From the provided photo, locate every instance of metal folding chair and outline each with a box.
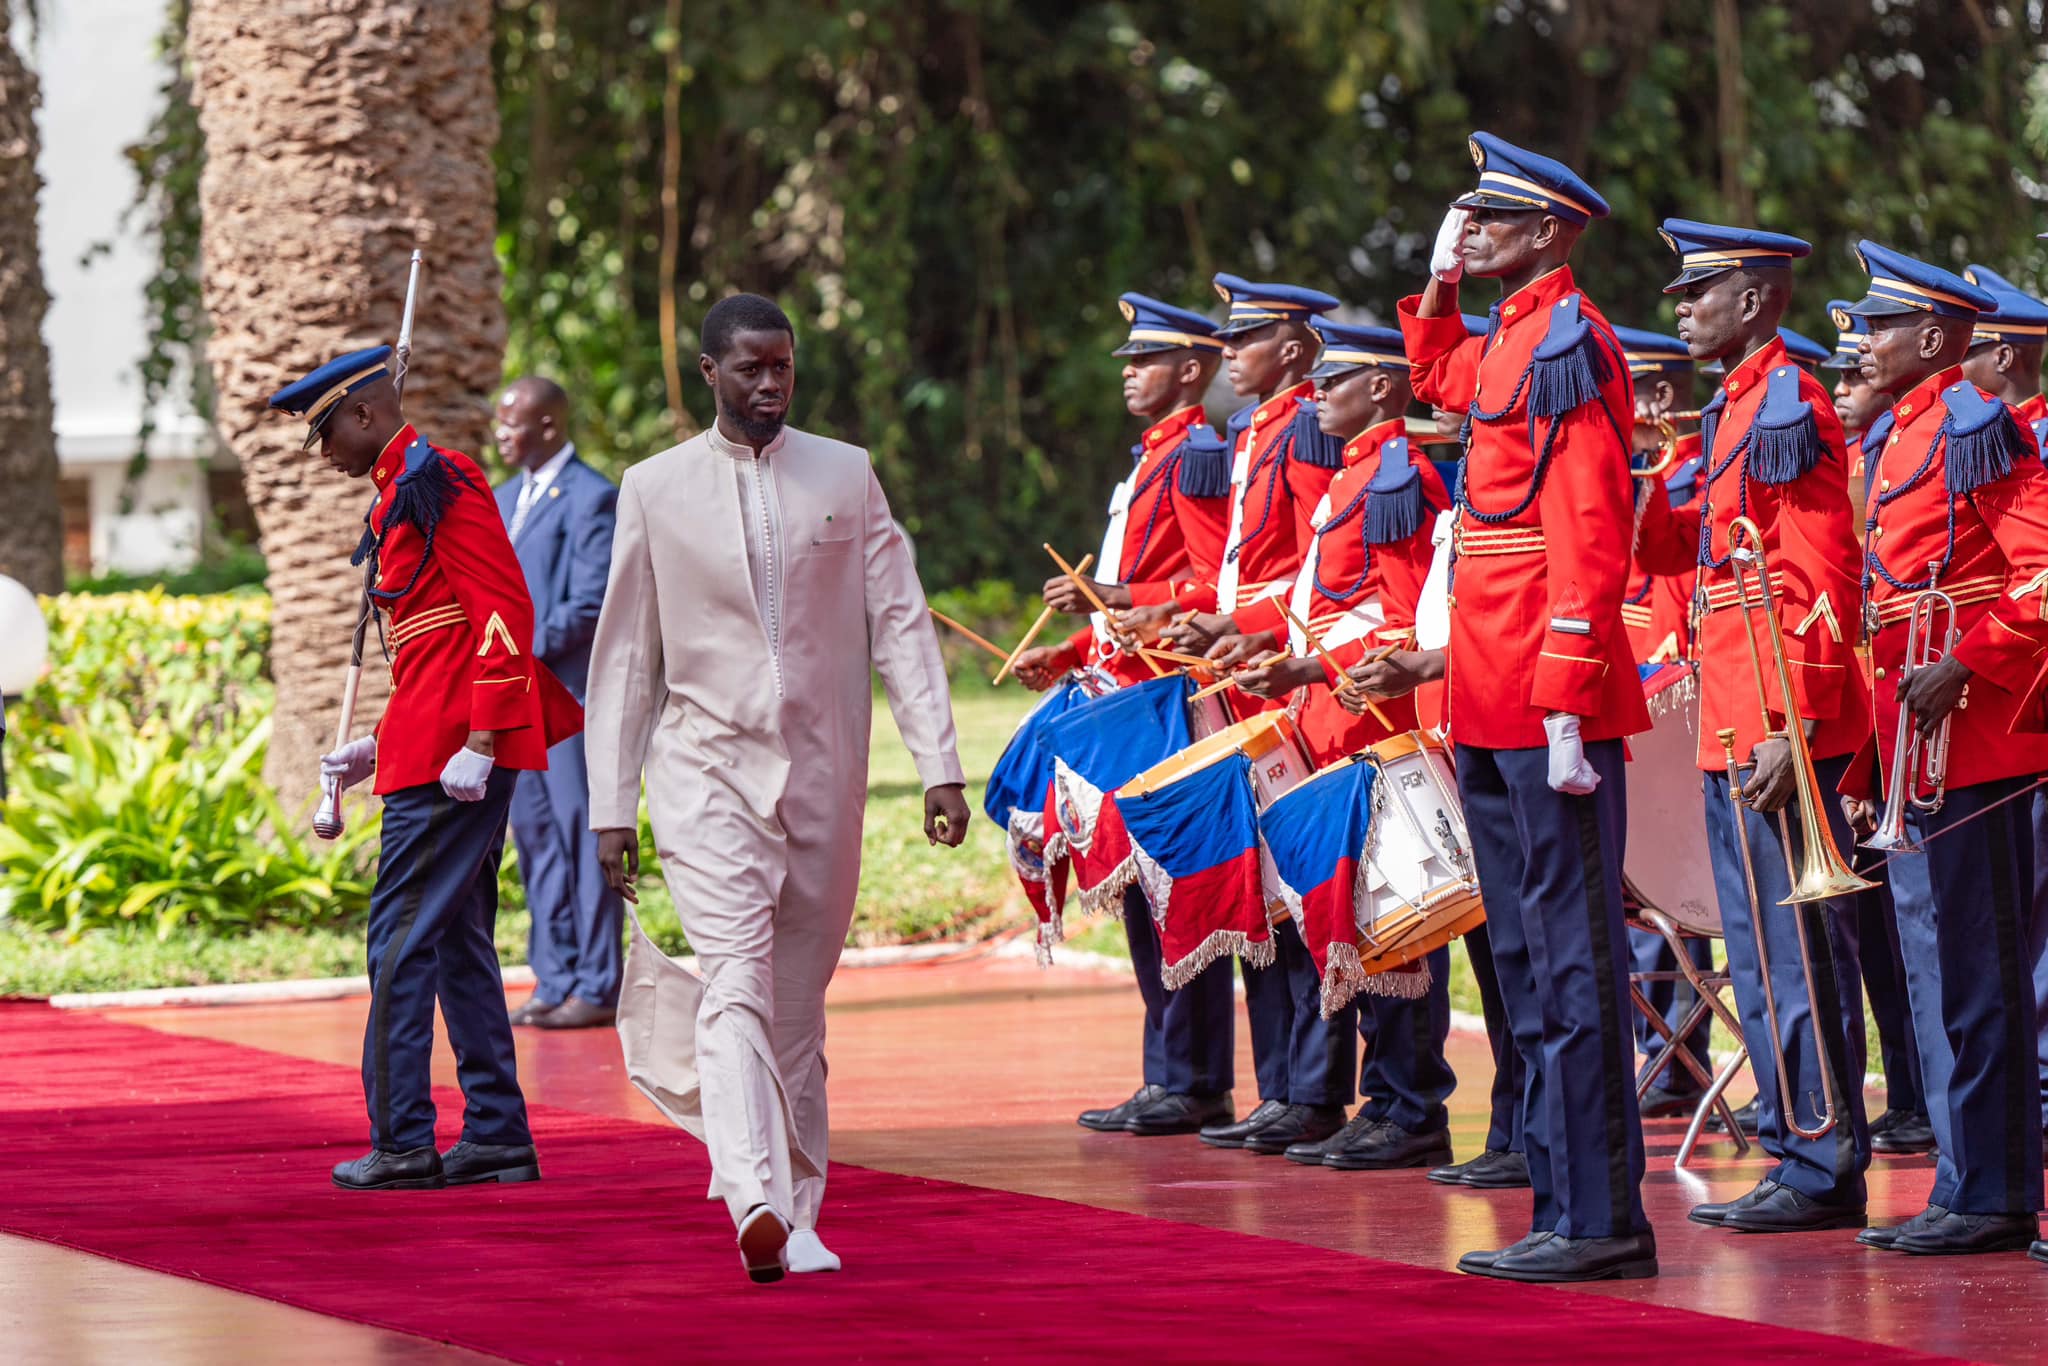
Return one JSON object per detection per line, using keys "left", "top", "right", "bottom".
{"left": 1625, "top": 887, "right": 1751, "bottom": 1165}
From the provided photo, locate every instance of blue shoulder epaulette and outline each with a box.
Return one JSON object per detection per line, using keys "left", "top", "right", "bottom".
{"left": 350, "top": 435, "right": 478, "bottom": 585}
{"left": 1174, "top": 422, "right": 1231, "bottom": 498}
{"left": 1224, "top": 401, "right": 1257, "bottom": 451}
{"left": 2030, "top": 414, "right": 2048, "bottom": 451}
{"left": 1526, "top": 294, "right": 1615, "bottom": 418}
{"left": 1939, "top": 382, "right": 2027, "bottom": 495}
{"left": 1746, "top": 364, "right": 1823, "bottom": 485}
{"left": 1860, "top": 411, "right": 1895, "bottom": 461}
{"left": 1667, "top": 454, "right": 1704, "bottom": 507}
{"left": 1285, "top": 397, "right": 1344, "bottom": 470}
{"left": 1364, "top": 437, "right": 1426, "bottom": 544}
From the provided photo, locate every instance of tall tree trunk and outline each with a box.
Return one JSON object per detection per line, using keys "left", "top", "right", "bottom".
{"left": 0, "top": 6, "right": 66, "bottom": 597}
{"left": 187, "top": 0, "right": 504, "bottom": 804}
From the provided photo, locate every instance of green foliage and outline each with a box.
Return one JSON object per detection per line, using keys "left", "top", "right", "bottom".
{"left": 925, "top": 577, "right": 1034, "bottom": 681}
{"left": 65, "top": 541, "right": 269, "bottom": 597}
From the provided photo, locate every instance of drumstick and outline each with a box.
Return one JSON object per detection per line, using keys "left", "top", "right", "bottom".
{"left": 928, "top": 607, "right": 1009, "bottom": 661}
{"left": 993, "top": 552, "right": 1093, "bottom": 684}
{"left": 1043, "top": 543, "right": 1164, "bottom": 678}
{"left": 1136, "top": 645, "right": 1215, "bottom": 669}
{"left": 1188, "top": 652, "right": 1288, "bottom": 701}
{"left": 1281, "top": 602, "right": 1392, "bottom": 728}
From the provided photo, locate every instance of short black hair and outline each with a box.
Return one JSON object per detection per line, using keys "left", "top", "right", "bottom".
{"left": 701, "top": 293, "right": 795, "bottom": 360}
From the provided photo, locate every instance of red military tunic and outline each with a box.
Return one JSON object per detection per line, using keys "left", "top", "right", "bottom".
{"left": 366, "top": 424, "right": 583, "bottom": 794}
{"left": 1181, "top": 381, "right": 1341, "bottom": 615}
{"left": 1858, "top": 369, "right": 2048, "bottom": 794}
{"left": 1234, "top": 419, "right": 1448, "bottom": 764}
{"left": 1400, "top": 267, "right": 1649, "bottom": 749}
{"left": 1635, "top": 338, "right": 1869, "bottom": 770}
{"left": 2017, "top": 391, "right": 2048, "bottom": 447}
{"left": 1623, "top": 436, "right": 1700, "bottom": 664}
{"left": 1053, "top": 405, "right": 1230, "bottom": 685}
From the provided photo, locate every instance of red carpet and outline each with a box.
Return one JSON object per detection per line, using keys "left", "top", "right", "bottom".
{"left": 0, "top": 1005, "right": 1970, "bottom": 1364}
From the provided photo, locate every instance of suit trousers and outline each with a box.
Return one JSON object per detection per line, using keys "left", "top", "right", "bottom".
{"left": 1702, "top": 754, "right": 1870, "bottom": 1204}
{"left": 2029, "top": 788, "right": 2048, "bottom": 1127}
{"left": 1121, "top": 884, "right": 1234, "bottom": 1095}
{"left": 1461, "top": 918, "right": 1524, "bottom": 1154}
{"left": 1357, "top": 945, "right": 1456, "bottom": 1134}
{"left": 1456, "top": 739, "right": 1649, "bottom": 1240}
{"left": 363, "top": 771, "right": 530, "bottom": 1152}
{"left": 1855, "top": 878, "right": 1925, "bottom": 1117}
{"left": 1242, "top": 917, "right": 1357, "bottom": 1107}
{"left": 1888, "top": 775, "right": 2044, "bottom": 1215}
{"left": 510, "top": 732, "right": 625, "bottom": 1006}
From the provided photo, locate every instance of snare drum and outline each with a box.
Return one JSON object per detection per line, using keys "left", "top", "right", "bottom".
{"left": 1624, "top": 663, "right": 1720, "bottom": 937}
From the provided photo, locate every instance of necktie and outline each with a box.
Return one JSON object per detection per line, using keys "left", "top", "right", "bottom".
{"left": 510, "top": 476, "right": 541, "bottom": 539}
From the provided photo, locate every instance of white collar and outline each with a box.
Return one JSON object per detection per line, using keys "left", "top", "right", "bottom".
{"left": 522, "top": 441, "right": 577, "bottom": 490}
{"left": 706, "top": 422, "right": 787, "bottom": 462}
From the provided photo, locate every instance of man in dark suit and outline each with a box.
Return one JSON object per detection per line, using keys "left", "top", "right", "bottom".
{"left": 493, "top": 377, "right": 624, "bottom": 1029}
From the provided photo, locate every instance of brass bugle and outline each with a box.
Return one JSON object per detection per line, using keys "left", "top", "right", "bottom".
{"left": 1403, "top": 416, "right": 1463, "bottom": 447}
{"left": 1864, "top": 560, "right": 1959, "bottom": 852}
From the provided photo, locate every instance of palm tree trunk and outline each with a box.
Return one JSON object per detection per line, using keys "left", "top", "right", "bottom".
{"left": 0, "top": 5, "right": 66, "bottom": 596}
{"left": 187, "top": 0, "right": 505, "bottom": 804}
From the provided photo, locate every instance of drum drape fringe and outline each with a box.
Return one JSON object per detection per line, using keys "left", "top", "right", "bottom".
{"left": 1268, "top": 857, "right": 1434, "bottom": 1017}
{"left": 1135, "top": 845, "right": 1277, "bottom": 988}
{"left": 1006, "top": 807, "right": 1064, "bottom": 963}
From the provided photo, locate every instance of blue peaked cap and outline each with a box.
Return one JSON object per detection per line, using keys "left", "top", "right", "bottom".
{"left": 1211, "top": 273, "right": 1339, "bottom": 340}
{"left": 1614, "top": 326, "right": 1691, "bottom": 376}
{"left": 1658, "top": 218, "right": 1810, "bottom": 291}
{"left": 1822, "top": 299, "right": 1867, "bottom": 371}
{"left": 268, "top": 345, "right": 394, "bottom": 450}
{"left": 1852, "top": 240, "right": 1995, "bottom": 320}
{"left": 1454, "top": 131, "right": 1609, "bottom": 225}
{"left": 1307, "top": 318, "right": 1408, "bottom": 380}
{"left": 1113, "top": 292, "right": 1225, "bottom": 357}
{"left": 1961, "top": 265, "right": 2048, "bottom": 348}
{"left": 1779, "top": 327, "right": 1832, "bottom": 367}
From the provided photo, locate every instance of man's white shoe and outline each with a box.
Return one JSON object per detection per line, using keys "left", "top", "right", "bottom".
{"left": 737, "top": 1204, "right": 790, "bottom": 1284}
{"left": 785, "top": 1228, "right": 841, "bottom": 1273}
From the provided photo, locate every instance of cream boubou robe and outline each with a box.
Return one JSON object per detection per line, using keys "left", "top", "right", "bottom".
{"left": 585, "top": 422, "right": 963, "bottom": 1230}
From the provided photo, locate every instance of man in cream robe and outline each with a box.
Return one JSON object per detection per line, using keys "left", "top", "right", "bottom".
{"left": 585, "top": 294, "right": 968, "bottom": 1282}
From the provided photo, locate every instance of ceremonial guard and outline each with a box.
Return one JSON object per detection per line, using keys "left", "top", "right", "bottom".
{"left": 1639, "top": 220, "right": 1873, "bottom": 1232}
{"left": 1847, "top": 243, "right": 2048, "bottom": 1255}
{"left": 1212, "top": 319, "right": 1458, "bottom": 1170}
{"left": 1022, "top": 294, "right": 1238, "bottom": 1139}
{"left": 1399, "top": 133, "right": 1655, "bottom": 1282}
{"left": 1958, "top": 264, "right": 2048, "bottom": 1144}
{"left": 1822, "top": 301, "right": 1935, "bottom": 1156}
{"left": 275, "top": 346, "right": 582, "bottom": 1191}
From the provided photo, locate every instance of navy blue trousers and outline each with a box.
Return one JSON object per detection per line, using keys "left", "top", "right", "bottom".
{"left": 2029, "top": 789, "right": 2048, "bottom": 1128}
{"left": 1627, "top": 926, "right": 1713, "bottom": 1095}
{"left": 1702, "top": 754, "right": 1870, "bottom": 1203}
{"left": 1357, "top": 945, "right": 1456, "bottom": 1133}
{"left": 1456, "top": 740, "right": 1649, "bottom": 1239}
{"left": 1243, "top": 917, "right": 1356, "bottom": 1107}
{"left": 1461, "top": 918, "right": 1524, "bottom": 1154}
{"left": 509, "top": 733, "right": 623, "bottom": 1007}
{"left": 1888, "top": 775, "right": 2044, "bottom": 1214}
{"left": 1122, "top": 884, "right": 1234, "bottom": 1095}
{"left": 363, "top": 772, "right": 531, "bottom": 1152}
{"left": 1854, "top": 877, "right": 1925, "bottom": 1116}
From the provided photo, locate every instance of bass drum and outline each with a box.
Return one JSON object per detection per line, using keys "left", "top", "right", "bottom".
{"left": 1625, "top": 663, "right": 1721, "bottom": 937}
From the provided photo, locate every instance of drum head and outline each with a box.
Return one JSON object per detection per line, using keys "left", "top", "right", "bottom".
{"left": 1625, "top": 667, "right": 1722, "bottom": 938}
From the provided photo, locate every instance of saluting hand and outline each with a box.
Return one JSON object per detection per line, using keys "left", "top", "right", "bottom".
{"left": 596, "top": 828, "right": 640, "bottom": 904}
{"left": 925, "top": 784, "right": 971, "bottom": 848}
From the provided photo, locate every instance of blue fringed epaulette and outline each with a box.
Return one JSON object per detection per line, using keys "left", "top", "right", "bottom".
{"left": 2031, "top": 414, "right": 2048, "bottom": 451}
{"left": 1860, "top": 411, "right": 1894, "bottom": 461}
{"left": 1174, "top": 423, "right": 1231, "bottom": 498}
{"left": 1224, "top": 401, "right": 1257, "bottom": 451}
{"left": 380, "top": 436, "right": 477, "bottom": 540}
{"left": 1364, "top": 437, "right": 1426, "bottom": 544}
{"left": 1940, "top": 382, "right": 2027, "bottom": 496}
{"left": 1526, "top": 294, "right": 1614, "bottom": 418}
{"left": 1667, "top": 454, "right": 1704, "bottom": 508}
{"left": 1746, "top": 364, "right": 1823, "bottom": 485}
{"left": 1285, "top": 397, "right": 1344, "bottom": 470}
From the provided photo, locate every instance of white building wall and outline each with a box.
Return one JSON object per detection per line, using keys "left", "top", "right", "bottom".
{"left": 33, "top": 0, "right": 214, "bottom": 575}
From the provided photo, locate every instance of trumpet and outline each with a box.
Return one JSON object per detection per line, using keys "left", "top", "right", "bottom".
{"left": 1863, "top": 561, "right": 1960, "bottom": 853}
{"left": 1635, "top": 410, "right": 1705, "bottom": 479}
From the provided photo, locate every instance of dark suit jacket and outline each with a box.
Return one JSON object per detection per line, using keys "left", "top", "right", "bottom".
{"left": 495, "top": 452, "right": 619, "bottom": 703}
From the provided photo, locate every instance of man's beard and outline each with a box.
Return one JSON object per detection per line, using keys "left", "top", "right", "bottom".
{"left": 723, "top": 398, "right": 787, "bottom": 446}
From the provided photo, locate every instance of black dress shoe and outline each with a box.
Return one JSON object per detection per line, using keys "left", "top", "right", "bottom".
{"left": 1287, "top": 1114, "right": 1379, "bottom": 1166}
{"left": 332, "top": 1146, "right": 446, "bottom": 1191}
{"left": 440, "top": 1140, "right": 541, "bottom": 1185}
{"left": 1894, "top": 1209, "right": 2039, "bottom": 1256}
{"left": 1858, "top": 1204, "right": 1946, "bottom": 1250}
{"left": 1457, "top": 1230, "right": 1553, "bottom": 1273}
{"left": 1199, "top": 1098, "right": 1288, "bottom": 1149}
{"left": 1429, "top": 1149, "right": 1530, "bottom": 1189}
{"left": 1079, "top": 1084, "right": 1163, "bottom": 1132}
{"left": 2030, "top": 1239, "right": 2047, "bottom": 1264}
{"left": 1124, "top": 1089, "right": 1234, "bottom": 1136}
{"left": 1706, "top": 1096, "right": 1759, "bottom": 1136}
{"left": 1476, "top": 1232, "right": 1658, "bottom": 1283}
{"left": 1637, "top": 1085, "right": 1703, "bottom": 1119}
{"left": 1243, "top": 1104, "right": 1348, "bottom": 1155}
{"left": 1722, "top": 1182, "right": 1865, "bottom": 1233}
{"left": 1871, "top": 1112, "right": 1936, "bottom": 1155}
{"left": 1326, "top": 1120, "right": 1452, "bottom": 1171}
{"left": 508, "top": 997, "right": 560, "bottom": 1026}
{"left": 1689, "top": 1179, "right": 1773, "bottom": 1227}
{"left": 532, "top": 996, "right": 617, "bottom": 1029}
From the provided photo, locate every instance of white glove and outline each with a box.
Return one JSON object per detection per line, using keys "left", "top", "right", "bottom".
{"left": 320, "top": 736, "right": 377, "bottom": 793}
{"left": 1542, "top": 712, "right": 1601, "bottom": 795}
{"left": 1430, "top": 208, "right": 1468, "bottom": 283}
{"left": 440, "top": 745, "right": 495, "bottom": 802}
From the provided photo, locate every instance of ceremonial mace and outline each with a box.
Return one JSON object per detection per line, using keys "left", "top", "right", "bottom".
{"left": 313, "top": 249, "right": 424, "bottom": 840}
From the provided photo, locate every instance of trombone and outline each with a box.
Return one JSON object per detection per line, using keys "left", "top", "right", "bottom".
{"left": 1718, "top": 516, "right": 1874, "bottom": 1140}
{"left": 1863, "top": 561, "right": 1960, "bottom": 853}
